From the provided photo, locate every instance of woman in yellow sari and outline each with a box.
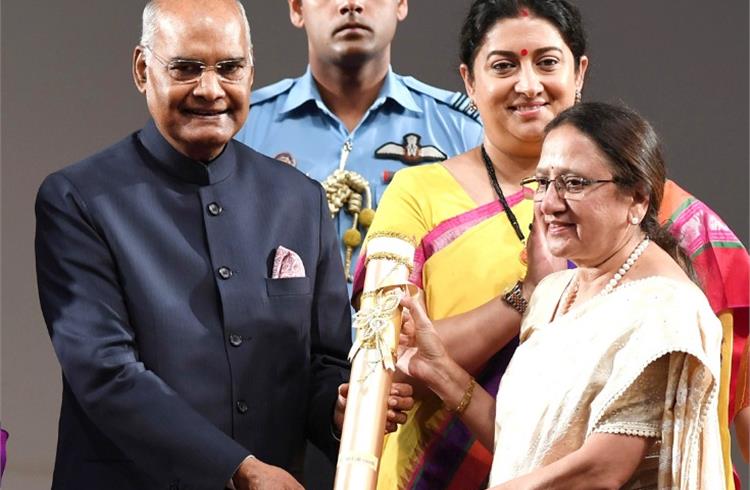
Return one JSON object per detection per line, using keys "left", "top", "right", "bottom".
{"left": 354, "top": 160, "right": 539, "bottom": 489}
{"left": 353, "top": 1, "right": 586, "bottom": 487}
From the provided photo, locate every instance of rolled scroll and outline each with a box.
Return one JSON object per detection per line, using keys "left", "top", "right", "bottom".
{"left": 334, "top": 234, "right": 416, "bottom": 490}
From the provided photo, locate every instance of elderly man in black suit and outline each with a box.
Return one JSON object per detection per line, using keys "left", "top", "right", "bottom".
{"left": 35, "top": 1, "right": 412, "bottom": 488}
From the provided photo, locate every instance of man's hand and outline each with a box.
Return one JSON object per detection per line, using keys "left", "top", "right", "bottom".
{"left": 232, "top": 456, "right": 303, "bottom": 490}
{"left": 333, "top": 382, "right": 414, "bottom": 434}
{"left": 385, "top": 382, "right": 414, "bottom": 432}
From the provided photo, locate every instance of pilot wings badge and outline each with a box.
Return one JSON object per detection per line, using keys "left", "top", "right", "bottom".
{"left": 374, "top": 133, "right": 447, "bottom": 165}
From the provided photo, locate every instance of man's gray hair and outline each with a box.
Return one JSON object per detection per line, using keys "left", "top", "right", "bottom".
{"left": 140, "top": 0, "right": 254, "bottom": 64}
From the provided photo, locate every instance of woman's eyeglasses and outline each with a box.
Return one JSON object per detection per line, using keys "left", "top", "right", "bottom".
{"left": 520, "top": 175, "right": 618, "bottom": 201}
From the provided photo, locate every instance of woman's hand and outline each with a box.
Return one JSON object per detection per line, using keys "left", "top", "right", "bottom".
{"left": 397, "top": 293, "right": 498, "bottom": 450}
{"left": 396, "top": 293, "right": 450, "bottom": 387}
{"left": 523, "top": 215, "right": 567, "bottom": 294}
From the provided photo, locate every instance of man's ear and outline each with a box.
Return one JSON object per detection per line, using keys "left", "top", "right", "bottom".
{"left": 397, "top": 0, "right": 408, "bottom": 21}
{"left": 133, "top": 46, "right": 148, "bottom": 94}
{"left": 246, "top": 64, "right": 255, "bottom": 92}
{"left": 288, "top": 0, "right": 304, "bottom": 29}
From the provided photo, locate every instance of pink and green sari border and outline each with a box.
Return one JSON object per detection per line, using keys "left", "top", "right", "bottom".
{"left": 410, "top": 190, "right": 525, "bottom": 289}
{"left": 352, "top": 189, "right": 525, "bottom": 298}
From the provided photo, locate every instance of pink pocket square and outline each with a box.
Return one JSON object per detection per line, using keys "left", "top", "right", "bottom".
{"left": 272, "top": 246, "right": 306, "bottom": 279}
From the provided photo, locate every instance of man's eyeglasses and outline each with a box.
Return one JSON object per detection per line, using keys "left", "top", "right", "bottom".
{"left": 520, "top": 175, "right": 618, "bottom": 201}
{"left": 142, "top": 46, "right": 251, "bottom": 84}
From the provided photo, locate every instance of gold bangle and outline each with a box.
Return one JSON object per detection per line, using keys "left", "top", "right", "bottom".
{"left": 365, "top": 252, "right": 413, "bottom": 273}
{"left": 447, "top": 376, "right": 476, "bottom": 415}
{"left": 366, "top": 231, "right": 418, "bottom": 247}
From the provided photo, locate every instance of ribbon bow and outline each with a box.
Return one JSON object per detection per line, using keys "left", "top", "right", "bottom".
{"left": 349, "top": 291, "right": 402, "bottom": 371}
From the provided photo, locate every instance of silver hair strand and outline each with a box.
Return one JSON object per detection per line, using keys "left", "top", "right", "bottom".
{"left": 140, "top": 0, "right": 254, "bottom": 65}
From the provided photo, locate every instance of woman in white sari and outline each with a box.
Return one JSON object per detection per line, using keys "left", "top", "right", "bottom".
{"left": 398, "top": 102, "right": 725, "bottom": 489}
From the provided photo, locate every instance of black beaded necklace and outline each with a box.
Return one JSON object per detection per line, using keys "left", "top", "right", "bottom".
{"left": 480, "top": 144, "right": 526, "bottom": 243}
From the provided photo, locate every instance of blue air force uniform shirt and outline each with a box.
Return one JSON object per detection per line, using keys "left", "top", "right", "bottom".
{"left": 235, "top": 67, "right": 483, "bottom": 278}
{"left": 35, "top": 119, "right": 352, "bottom": 490}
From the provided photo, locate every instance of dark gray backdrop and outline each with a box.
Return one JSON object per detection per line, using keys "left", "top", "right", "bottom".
{"left": 2, "top": 1, "right": 747, "bottom": 488}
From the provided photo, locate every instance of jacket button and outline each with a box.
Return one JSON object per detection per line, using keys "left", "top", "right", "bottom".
{"left": 229, "top": 333, "right": 243, "bottom": 347}
{"left": 207, "top": 202, "right": 223, "bottom": 216}
{"left": 236, "top": 400, "right": 249, "bottom": 414}
{"left": 218, "top": 266, "right": 233, "bottom": 280}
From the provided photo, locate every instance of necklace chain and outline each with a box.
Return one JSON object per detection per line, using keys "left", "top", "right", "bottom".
{"left": 480, "top": 145, "right": 525, "bottom": 243}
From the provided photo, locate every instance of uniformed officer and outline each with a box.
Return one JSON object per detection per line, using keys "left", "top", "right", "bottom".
{"left": 235, "top": 0, "right": 483, "bottom": 280}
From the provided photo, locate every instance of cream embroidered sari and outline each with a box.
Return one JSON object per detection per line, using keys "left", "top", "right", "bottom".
{"left": 489, "top": 271, "right": 726, "bottom": 489}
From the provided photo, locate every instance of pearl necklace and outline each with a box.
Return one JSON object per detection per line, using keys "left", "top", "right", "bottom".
{"left": 603, "top": 236, "right": 650, "bottom": 294}
{"left": 561, "top": 236, "right": 649, "bottom": 314}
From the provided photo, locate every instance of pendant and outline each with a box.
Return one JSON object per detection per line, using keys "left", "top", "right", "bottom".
{"left": 519, "top": 246, "right": 528, "bottom": 266}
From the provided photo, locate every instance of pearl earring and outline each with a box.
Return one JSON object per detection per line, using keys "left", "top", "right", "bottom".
{"left": 630, "top": 216, "right": 640, "bottom": 225}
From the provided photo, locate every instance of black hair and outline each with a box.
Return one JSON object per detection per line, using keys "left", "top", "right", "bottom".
{"left": 460, "top": 0, "right": 587, "bottom": 73}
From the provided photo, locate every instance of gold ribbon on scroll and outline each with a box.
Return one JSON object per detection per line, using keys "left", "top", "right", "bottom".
{"left": 349, "top": 291, "right": 401, "bottom": 372}
{"left": 333, "top": 234, "right": 416, "bottom": 490}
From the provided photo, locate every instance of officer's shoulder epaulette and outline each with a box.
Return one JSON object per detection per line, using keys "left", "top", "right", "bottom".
{"left": 250, "top": 78, "right": 296, "bottom": 107}
{"left": 400, "top": 76, "right": 480, "bottom": 121}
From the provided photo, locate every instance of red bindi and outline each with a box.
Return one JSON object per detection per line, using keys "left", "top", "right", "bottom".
{"left": 520, "top": 8, "right": 529, "bottom": 17}
{"left": 520, "top": 48, "right": 529, "bottom": 57}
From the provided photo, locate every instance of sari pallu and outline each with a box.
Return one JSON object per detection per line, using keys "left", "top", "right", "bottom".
{"left": 352, "top": 164, "right": 533, "bottom": 490}
{"left": 660, "top": 180, "right": 749, "bottom": 488}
